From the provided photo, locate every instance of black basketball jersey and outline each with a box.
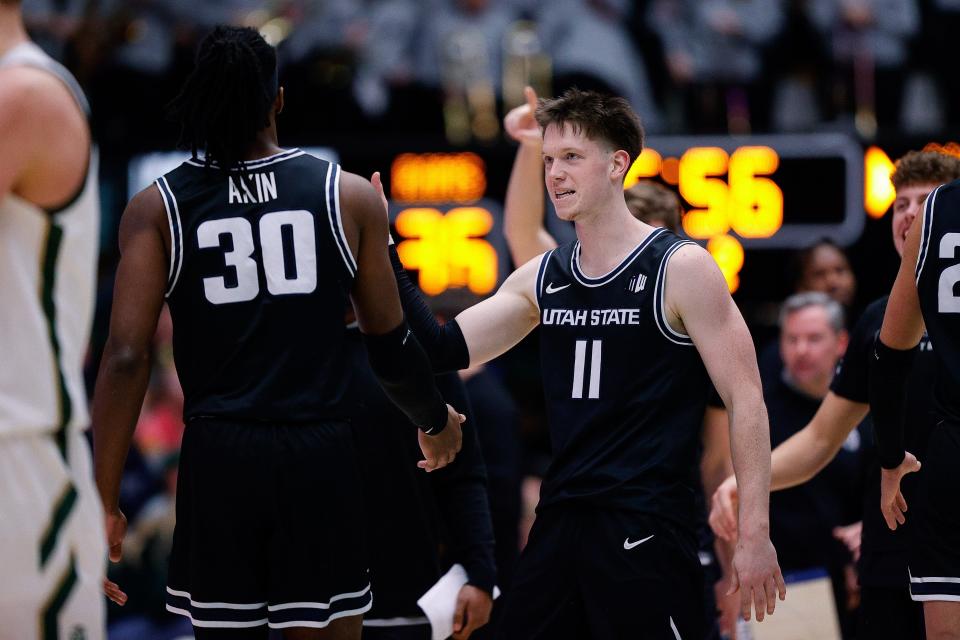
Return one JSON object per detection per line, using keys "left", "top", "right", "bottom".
{"left": 916, "top": 181, "right": 960, "bottom": 423}
{"left": 534, "top": 228, "right": 711, "bottom": 530}
{"left": 157, "top": 149, "right": 356, "bottom": 422}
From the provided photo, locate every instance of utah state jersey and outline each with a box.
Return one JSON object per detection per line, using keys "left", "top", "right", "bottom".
{"left": 157, "top": 149, "right": 356, "bottom": 422}
{"left": 916, "top": 181, "right": 960, "bottom": 422}
{"left": 534, "top": 227, "right": 711, "bottom": 531}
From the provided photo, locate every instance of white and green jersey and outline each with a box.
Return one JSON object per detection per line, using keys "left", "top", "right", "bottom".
{"left": 0, "top": 42, "right": 99, "bottom": 441}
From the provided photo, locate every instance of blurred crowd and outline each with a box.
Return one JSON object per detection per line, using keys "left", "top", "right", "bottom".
{"left": 21, "top": 1, "right": 959, "bottom": 638}
{"left": 21, "top": 0, "right": 960, "bottom": 150}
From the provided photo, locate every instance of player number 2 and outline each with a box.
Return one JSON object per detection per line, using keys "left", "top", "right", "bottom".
{"left": 572, "top": 340, "right": 602, "bottom": 399}
{"left": 197, "top": 210, "right": 317, "bottom": 305}
{"left": 939, "top": 232, "right": 960, "bottom": 313}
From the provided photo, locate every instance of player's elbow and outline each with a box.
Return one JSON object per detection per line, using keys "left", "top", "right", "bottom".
{"left": 101, "top": 340, "right": 150, "bottom": 376}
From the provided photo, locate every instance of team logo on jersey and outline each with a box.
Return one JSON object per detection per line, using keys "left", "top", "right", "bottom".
{"left": 626, "top": 273, "right": 647, "bottom": 293}
{"left": 69, "top": 626, "right": 87, "bottom": 640}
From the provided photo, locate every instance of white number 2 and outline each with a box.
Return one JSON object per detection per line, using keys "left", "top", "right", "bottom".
{"left": 939, "top": 232, "right": 960, "bottom": 313}
{"left": 197, "top": 210, "right": 317, "bottom": 305}
{"left": 572, "top": 339, "right": 602, "bottom": 399}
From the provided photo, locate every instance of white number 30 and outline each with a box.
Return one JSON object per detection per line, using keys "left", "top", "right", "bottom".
{"left": 197, "top": 210, "right": 317, "bottom": 305}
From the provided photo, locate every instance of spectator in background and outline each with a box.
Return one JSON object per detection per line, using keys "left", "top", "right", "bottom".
{"left": 759, "top": 238, "right": 858, "bottom": 380}
{"left": 647, "top": 0, "right": 784, "bottom": 132}
{"left": 805, "top": 0, "right": 919, "bottom": 133}
{"left": 793, "top": 238, "right": 858, "bottom": 311}
{"left": 535, "top": 0, "right": 661, "bottom": 132}
{"left": 415, "top": 0, "right": 516, "bottom": 92}
{"left": 19, "top": 0, "right": 84, "bottom": 60}
{"left": 765, "top": 293, "right": 868, "bottom": 637}
{"left": 352, "top": 0, "right": 419, "bottom": 120}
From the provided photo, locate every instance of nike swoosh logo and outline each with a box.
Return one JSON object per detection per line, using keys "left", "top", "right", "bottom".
{"left": 545, "top": 282, "right": 570, "bottom": 294}
{"left": 623, "top": 534, "right": 655, "bottom": 550}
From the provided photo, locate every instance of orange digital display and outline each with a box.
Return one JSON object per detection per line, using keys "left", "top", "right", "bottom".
{"left": 391, "top": 152, "right": 486, "bottom": 203}
{"left": 395, "top": 206, "right": 498, "bottom": 295}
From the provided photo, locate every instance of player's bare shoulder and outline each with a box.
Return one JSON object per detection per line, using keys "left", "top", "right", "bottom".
{"left": 0, "top": 65, "right": 88, "bottom": 204}
{"left": 336, "top": 169, "right": 386, "bottom": 250}
{"left": 119, "top": 184, "right": 170, "bottom": 251}
{"left": 662, "top": 242, "right": 729, "bottom": 332}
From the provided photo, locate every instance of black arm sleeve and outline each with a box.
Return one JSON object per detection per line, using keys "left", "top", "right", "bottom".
{"left": 362, "top": 321, "right": 449, "bottom": 434}
{"left": 868, "top": 337, "right": 918, "bottom": 469}
{"left": 430, "top": 374, "right": 497, "bottom": 594}
{"left": 389, "top": 245, "right": 470, "bottom": 372}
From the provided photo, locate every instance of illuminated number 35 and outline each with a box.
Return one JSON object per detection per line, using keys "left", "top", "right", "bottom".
{"left": 395, "top": 207, "right": 498, "bottom": 296}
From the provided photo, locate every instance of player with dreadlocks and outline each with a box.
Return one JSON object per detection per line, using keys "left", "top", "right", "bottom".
{"left": 92, "top": 25, "right": 464, "bottom": 640}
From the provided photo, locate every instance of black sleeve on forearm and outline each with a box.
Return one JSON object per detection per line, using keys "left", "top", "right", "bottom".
{"left": 362, "top": 320, "right": 449, "bottom": 434}
{"left": 868, "top": 337, "right": 918, "bottom": 469}
{"left": 389, "top": 245, "right": 470, "bottom": 373}
{"left": 430, "top": 375, "right": 497, "bottom": 594}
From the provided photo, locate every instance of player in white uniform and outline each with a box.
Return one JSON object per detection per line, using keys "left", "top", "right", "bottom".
{"left": 0, "top": 1, "right": 105, "bottom": 638}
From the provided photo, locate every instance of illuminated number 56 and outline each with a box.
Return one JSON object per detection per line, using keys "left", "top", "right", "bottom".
{"left": 680, "top": 146, "right": 783, "bottom": 240}
{"left": 572, "top": 340, "right": 602, "bottom": 399}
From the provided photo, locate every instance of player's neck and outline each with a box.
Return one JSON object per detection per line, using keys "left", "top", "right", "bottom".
{"left": 0, "top": 10, "right": 29, "bottom": 57}
{"left": 574, "top": 204, "right": 655, "bottom": 277}
{"left": 241, "top": 130, "right": 283, "bottom": 162}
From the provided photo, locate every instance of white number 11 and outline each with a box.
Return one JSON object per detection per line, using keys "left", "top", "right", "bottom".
{"left": 572, "top": 340, "right": 602, "bottom": 399}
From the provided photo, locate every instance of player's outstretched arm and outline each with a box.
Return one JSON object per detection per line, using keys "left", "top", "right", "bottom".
{"left": 369, "top": 171, "right": 541, "bottom": 370}
{"left": 871, "top": 201, "right": 927, "bottom": 529}
{"left": 664, "top": 244, "right": 786, "bottom": 622}
{"left": 710, "top": 392, "right": 868, "bottom": 541}
{"left": 341, "top": 171, "right": 463, "bottom": 471}
{"left": 91, "top": 186, "right": 169, "bottom": 603}
{"left": 503, "top": 86, "right": 557, "bottom": 265}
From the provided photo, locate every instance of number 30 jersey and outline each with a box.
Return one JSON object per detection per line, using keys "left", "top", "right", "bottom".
{"left": 535, "top": 228, "right": 711, "bottom": 531}
{"left": 157, "top": 150, "right": 356, "bottom": 422}
{"left": 915, "top": 180, "right": 960, "bottom": 423}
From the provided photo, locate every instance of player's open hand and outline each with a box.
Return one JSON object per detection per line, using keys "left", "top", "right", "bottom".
{"left": 709, "top": 475, "right": 739, "bottom": 542}
{"left": 880, "top": 451, "right": 921, "bottom": 530}
{"left": 103, "top": 508, "right": 128, "bottom": 605}
{"left": 503, "top": 86, "right": 541, "bottom": 145}
{"left": 452, "top": 584, "right": 493, "bottom": 639}
{"left": 417, "top": 404, "right": 464, "bottom": 472}
{"left": 729, "top": 535, "right": 786, "bottom": 622}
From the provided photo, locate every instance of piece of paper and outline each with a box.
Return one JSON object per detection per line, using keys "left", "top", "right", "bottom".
{"left": 416, "top": 564, "right": 500, "bottom": 640}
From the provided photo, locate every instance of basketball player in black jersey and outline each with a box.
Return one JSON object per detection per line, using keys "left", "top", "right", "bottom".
{"left": 711, "top": 150, "right": 960, "bottom": 639}
{"left": 381, "top": 89, "right": 785, "bottom": 638}
{"left": 499, "top": 85, "right": 733, "bottom": 638}
{"left": 872, "top": 174, "right": 960, "bottom": 638}
{"left": 91, "top": 26, "right": 463, "bottom": 640}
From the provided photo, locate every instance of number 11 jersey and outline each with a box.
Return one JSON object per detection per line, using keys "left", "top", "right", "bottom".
{"left": 535, "top": 228, "right": 711, "bottom": 531}
{"left": 158, "top": 149, "right": 355, "bottom": 423}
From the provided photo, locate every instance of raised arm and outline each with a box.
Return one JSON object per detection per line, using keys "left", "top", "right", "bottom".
{"left": 664, "top": 244, "right": 785, "bottom": 622}
{"left": 339, "top": 171, "right": 463, "bottom": 471}
{"left": 503, "top": 86, "right": 557, "bottom": 265}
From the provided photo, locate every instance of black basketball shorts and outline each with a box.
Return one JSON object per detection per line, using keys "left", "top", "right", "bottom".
{"left": 165, "top": 418, "right": 372, "bottom": 630}
{"left": 907, "top": 421, "right": 960, "bottom": 602}
{"left": 496, "top": 505, "right": 705, "bottom": 640}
